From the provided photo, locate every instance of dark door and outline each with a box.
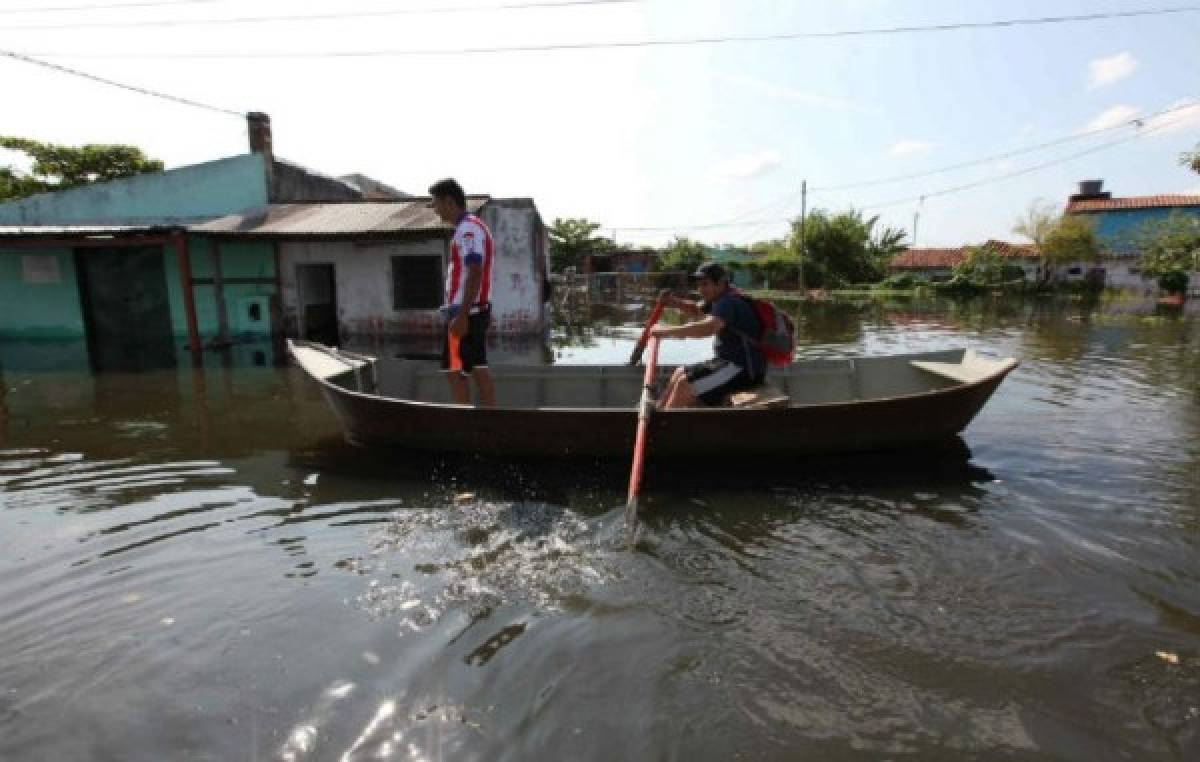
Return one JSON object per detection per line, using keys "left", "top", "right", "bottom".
{"left": 297, "top": 263, "right": 339, "bottom": 346}
{"left": 76, "top": 246, "right": 177, "bottom": 371}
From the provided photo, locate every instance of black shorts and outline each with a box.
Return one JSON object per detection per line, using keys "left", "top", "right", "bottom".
{"left": 440, "top": 309, "right": 490, "bottom": 375}
{"left": 684, "top": 358, "right": 762, "bottom": 406}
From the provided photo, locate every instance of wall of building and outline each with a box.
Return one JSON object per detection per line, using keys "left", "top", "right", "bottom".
{"left": 171, "top": 237, "right": 279, "bottom": 340}
{"left": 480, "top": 202, "right": 546, "bottom": 334}
{"left": 0, "top": 247, "right": 86, "bottom": 339}
{"left": 1074, "top": 207, "right": 1200, "bottom": 254}
{"left": 279, "top": 238, "right": 447, "bottom": 339}
{"left": 0, "top": 154, "right": 269, "bottom": 226}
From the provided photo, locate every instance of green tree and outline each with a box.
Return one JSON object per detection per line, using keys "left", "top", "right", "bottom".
{"left": 0, "top": 137, "right": 164, "bottom": 201}
{"left": 1182, "top": 144, "right": 1200, "bottom": 174}
{"left": 1013, "top": 202, "right": 1101, "bottom": 285}
{"left": 1133, "top": 212, "right": 1200, "bottom": 294}
{"left": 547, "top": 217, "right": 610, "bottom": 272}
{"left": 1041, "top": 215, "right": 1102, "bottom": 278}
{"left": 656, "top": 235, "right": 708, "bottom": 275}
{"left": 791, "top": 208, "right": 905, "bottom": 287}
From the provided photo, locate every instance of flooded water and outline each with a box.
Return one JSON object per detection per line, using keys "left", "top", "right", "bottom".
{"left": 1, "top": 295, "right": 1198, "bottom": 761}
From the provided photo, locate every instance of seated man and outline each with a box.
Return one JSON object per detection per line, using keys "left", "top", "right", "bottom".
{"left": 651, "top": 262, "right": 766, "bottom": 409}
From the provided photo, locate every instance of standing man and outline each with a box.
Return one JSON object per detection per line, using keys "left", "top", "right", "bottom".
{"left": 650, "top": 262, "right": 765, "bottom": 408}
{"left": 429, "top": 178, "right": 496, "bottom": 407}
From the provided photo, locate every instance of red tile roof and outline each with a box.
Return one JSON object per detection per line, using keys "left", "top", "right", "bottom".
{"left": 890, "top": 240, "right": 1039, "bottom": 270}
{"left": 1066, "top": 195, "right": 1200, "bottom": 213}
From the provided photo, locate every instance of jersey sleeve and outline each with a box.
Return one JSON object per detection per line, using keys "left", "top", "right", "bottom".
{"left": 460, "top": 221, "right": 485, "bottom": 266}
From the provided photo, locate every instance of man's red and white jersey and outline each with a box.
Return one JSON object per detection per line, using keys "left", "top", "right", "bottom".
{"left": 444, "top": 213, "right": 494, "bottom": 313}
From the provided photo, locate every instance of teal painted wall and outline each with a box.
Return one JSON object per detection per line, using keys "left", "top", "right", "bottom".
{"left": 170, "top": 237, "right": 278, "bottom": 340}
{"left": 0, "top": 154, "right": 268, "bottom": 226}
{"left": 1073, "top": 207, "right": 1200, "bottom": 254}
{"left": 2, "top": 236, "right": 277, "bottom": 344}
{"left": 0, "top": 248, "right": 86, "bottom": 339}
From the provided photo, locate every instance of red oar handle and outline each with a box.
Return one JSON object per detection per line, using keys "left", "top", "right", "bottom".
{"left": 628, "top": 296, "right": 667, "bottom": 366}
{"left": 625, "top": 335, "right": 661, "bottom": 521}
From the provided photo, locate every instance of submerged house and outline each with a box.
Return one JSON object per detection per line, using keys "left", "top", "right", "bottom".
{"left": 1064, "top": 180, "right": 1200, "bottom": 290}
{"left": 0, "top": 113, "right": 549, "bottom": 370}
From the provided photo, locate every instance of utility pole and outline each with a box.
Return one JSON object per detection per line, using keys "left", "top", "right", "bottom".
{"left": 912, "top": 195, "right": 925, "bottom": 247}
{"left": 798, "top": 179, "right": 807, "bottom": 294}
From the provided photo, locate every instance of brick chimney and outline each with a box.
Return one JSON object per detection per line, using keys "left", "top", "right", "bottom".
{"left": 247, "top": 112, "right": 275, "bottom": 198}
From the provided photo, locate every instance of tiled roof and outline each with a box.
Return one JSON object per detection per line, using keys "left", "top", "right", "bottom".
{"left": 1066, "top": 195, "right": 1200, "bottom": 213}
{"left": 890, "top": 240, "right": 1039, "bottom": 269}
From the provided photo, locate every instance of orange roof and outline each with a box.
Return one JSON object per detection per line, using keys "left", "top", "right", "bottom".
{"left": 1066, "top": 195, "right": 1200, "bottom": 213}
{"left": 890, "top": 240, "right": 1038, "bottom": 269}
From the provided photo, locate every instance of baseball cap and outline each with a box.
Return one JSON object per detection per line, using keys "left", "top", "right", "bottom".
{"left": 691, "top": 261, "right": 727, "bottom": 282}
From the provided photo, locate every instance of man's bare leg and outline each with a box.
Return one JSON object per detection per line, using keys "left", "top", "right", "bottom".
{"left": 472, "top": 367, "right": 496, "bottom": 408}
{"left": 446, "top": 372, "right": 471, "bottom": 404}
{"left": 659, "top": 368, "right": 699, "bottom": 409}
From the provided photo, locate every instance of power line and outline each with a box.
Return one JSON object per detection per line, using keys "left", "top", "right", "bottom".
{"left": 0, "top": 48, "right": 244, "bottom": 117}
{"left": 856, "top": 118, "right": 1188, "bottom": 212}
{"left": 609, "top": 98, "right": 1198, "bottom": 233}
{"left": 0, "top": 0, "right": 221, "bottom": 14}
{"left": 2, "top": 0, "right": 640, "bottom": 31}
{"left": 17, "top": 5, "right": 1200, "bottom": 58}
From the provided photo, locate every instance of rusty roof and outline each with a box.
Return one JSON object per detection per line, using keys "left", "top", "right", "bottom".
{"left": 191, "top": 197, "right": 489, "bottom": 238}
{"left": 890, "top": 240, "right": 1039, "bottom": 269}
{"left": 1066, "top": 195, "right": 1200, "bottom": 213}
{"left": 0, "top": 224, "right": 179, "bottom": 238}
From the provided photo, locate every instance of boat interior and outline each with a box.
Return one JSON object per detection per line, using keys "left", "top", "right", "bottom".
{"left": 290, "top": 342, "right": 1015, "bottom": 410}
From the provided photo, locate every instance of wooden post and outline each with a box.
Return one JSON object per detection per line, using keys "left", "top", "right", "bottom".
{"left": 212, "top": 239, "right": 230, "bottom": 344}
{"left": 172, "top": 230, "right": 202, "bottom": 363}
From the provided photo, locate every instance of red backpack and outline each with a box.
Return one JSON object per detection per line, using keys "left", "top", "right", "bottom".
{"left": 732, "top": 290, "right": 797, "bottom": 368}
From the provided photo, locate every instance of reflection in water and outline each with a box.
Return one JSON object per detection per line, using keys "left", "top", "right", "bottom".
{"left": 0, "top": 294, "right": 1197, "bottom": 760}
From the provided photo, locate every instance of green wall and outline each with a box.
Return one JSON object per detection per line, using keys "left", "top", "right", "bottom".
{"left": 0, "top": 248, "right": 86, "bottom": 339}
{"left": 1, "top": 236, "right": 278, "bottom": 344}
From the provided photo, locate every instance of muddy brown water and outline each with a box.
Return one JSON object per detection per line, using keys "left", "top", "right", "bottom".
{"left": 1, "top": 296, "right": 1198, "bottom": 760}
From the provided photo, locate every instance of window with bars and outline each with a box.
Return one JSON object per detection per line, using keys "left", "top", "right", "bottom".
{"left": 392, "top": 256, "right": 443, "bottom": 309}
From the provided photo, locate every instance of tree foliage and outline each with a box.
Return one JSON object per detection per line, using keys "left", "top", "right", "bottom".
{"left": 655, "top": 235, "right": 708, "bottom": 275}
{"left": 0, "top": 137, "right": 164, "bottom": 202}
{"left": 1182, "top": 143, "right": 1200, "bottom": 175}
{"left": 547, "top": 217, "right": 614, "bottom": 272}
{"left": 1133, "top": 212, "right": 1200, "bottom": 293}
{"left": 790, "top": 208, "right": 908, "bottom": 288}
{"left": 1013, "top": 201, "right": 1101, "bottom": 284}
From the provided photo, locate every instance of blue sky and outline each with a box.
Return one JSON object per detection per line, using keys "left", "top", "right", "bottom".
{"left": 2, "top": 0, "right": 1198, "bottom": 247}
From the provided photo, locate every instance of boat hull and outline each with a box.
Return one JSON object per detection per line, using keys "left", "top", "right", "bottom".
{"left": 304, "top": 356, "right": 1014, "bottom": 458}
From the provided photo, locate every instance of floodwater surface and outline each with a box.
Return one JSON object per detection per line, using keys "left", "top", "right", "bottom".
{"left": 1, "top": 296, "right": 1198, "bottom": 760}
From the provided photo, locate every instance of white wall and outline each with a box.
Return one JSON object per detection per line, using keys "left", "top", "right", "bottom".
{"left": 279, "top": 209, "right": 547, "bottom": 340}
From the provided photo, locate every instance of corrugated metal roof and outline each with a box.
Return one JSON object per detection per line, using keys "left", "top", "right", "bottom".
{"left": 0, "top": 224, "right": 177, "bottom": 237}
{"left": 1067, "top": 195, "right": 1200, "bottom": 213}
{"left": 191, "top": 197, "right": 489, "bottom": 237}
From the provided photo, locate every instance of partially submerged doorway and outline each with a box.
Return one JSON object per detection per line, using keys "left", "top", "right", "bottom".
{"left": 296, "top": 263, "right": 339, "bottom": 346}
{"left": 75, "top": 246, "right": 176, "bottom": 371}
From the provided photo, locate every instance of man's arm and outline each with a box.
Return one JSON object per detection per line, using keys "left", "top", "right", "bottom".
{"left": 662, "top": 293, "right": 705, "bottom": 318}
{"left": 652, "top": 315, "right": 724, "bottom": 339}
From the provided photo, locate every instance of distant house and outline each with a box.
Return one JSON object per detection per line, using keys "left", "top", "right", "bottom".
{"left": 1064, "top": 179, "right": 1200, "bottom": 290}
{"left": 582, "top": 247, "right": 659, "bottom": 274}
{"left": 0, "top": 113, "right": 549, "bottom": 370}
{"left": 889, "top": 240, "right": 1039, "bottom": 281}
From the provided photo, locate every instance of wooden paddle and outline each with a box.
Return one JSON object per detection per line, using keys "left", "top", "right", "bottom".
{"left": 625, "top": 335, "right": 661, "bottom": 528}
{"left": 628, "top": 293, "right": 668, "bottom": 366}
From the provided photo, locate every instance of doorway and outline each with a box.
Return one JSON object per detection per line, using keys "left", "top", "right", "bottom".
{"left": 75, "top": 246, "right": 177, "bottom": 371}
{"left": 296, "top": 263, "right": 339, "bottom": 346}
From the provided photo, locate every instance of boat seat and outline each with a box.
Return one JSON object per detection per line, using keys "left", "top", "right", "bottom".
{"left": 910, "top": 350, "right": 1017, "bottom": 384}
{"left": 729, "top": 383, "right": 789, "bottom": 409}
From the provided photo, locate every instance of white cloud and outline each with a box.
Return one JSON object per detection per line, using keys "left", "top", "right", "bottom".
{"left": 1144, "top": 99, "right": 1200, "bottom": 135}
{"left": 993, "top": 159, "right": 1016, "bottom": 175}
{"left": 710, "top": 150, "right": 783, "bottom": 179}
{"left": 889, "top": 140, "right": 932, "bottom": 157}
{"left": 0, "top": 147, "right": 33, "bottom": 174}
{"left": 1087, "top": 52, "right": 1137, "bottom": 89}
{"left": 716, "top": 73, "right": 869, "bottom": 113}
{"left": 1086, "top": 104, "right": 1140, "bottom": 132}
